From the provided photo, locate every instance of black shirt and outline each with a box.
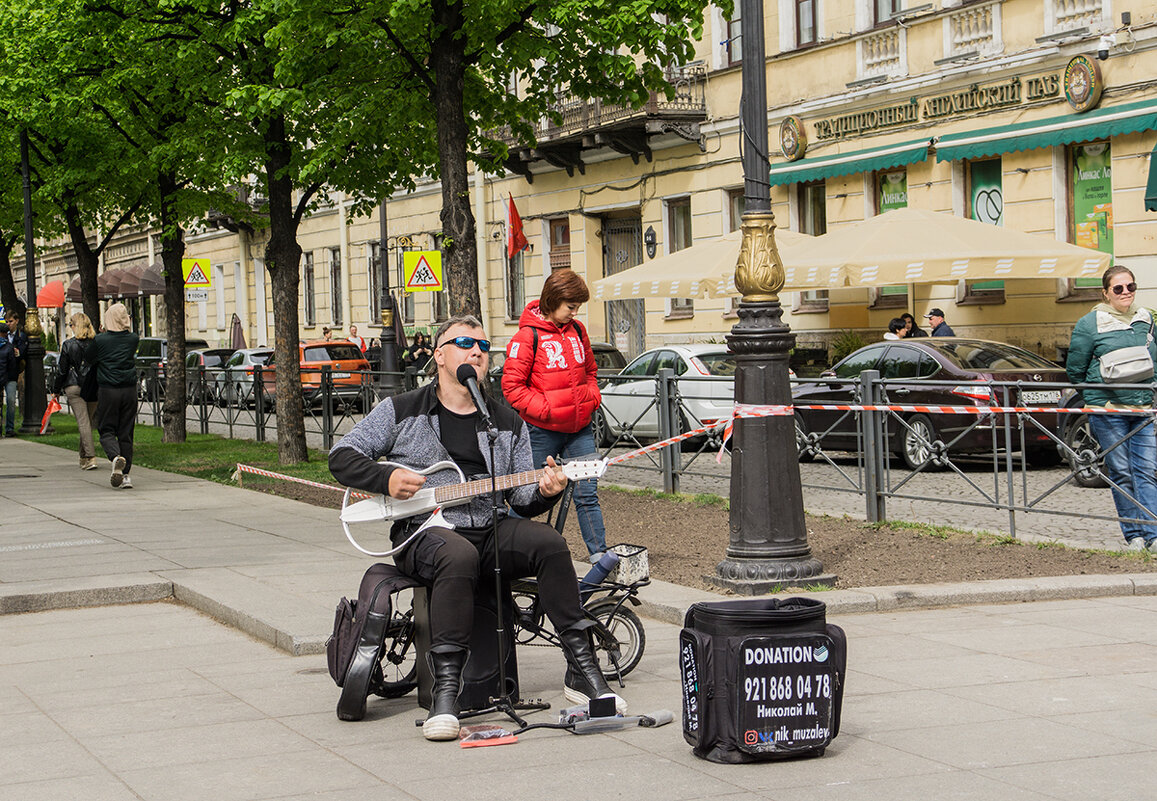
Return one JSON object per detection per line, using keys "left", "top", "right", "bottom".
{"left": 437, "top": 404, "right": 488, "bottom": 479}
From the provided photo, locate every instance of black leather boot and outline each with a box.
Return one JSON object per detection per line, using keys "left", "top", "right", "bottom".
{"left": 423, "top": 648, "right": 467, "bottom": 741}
{"left": 559, "top": 626, "right": 626, "bottom": 714}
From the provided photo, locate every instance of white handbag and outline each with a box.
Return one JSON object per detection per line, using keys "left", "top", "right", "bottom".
{"left": 1099, "top": 344, "right": 1155, "bottom": 384}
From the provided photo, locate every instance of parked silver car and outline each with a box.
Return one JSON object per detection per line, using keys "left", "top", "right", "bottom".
{"left": 593, "top": 344, "right": 736, "bottom": 447}
{"left": 214, "top": 348, "right": 275, "bottom": 407}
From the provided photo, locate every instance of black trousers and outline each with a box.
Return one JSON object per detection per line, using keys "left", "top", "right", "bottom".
{"left": 97, "top": 385, "right": 137, "bottom": 474}
{"left": 396, "top": 516, "right": 583, "bottom": 652}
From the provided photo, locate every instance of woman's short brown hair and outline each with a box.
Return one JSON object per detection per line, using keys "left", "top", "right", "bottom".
{"left": 1102, "top": 264, "right": 1135, "bottom": 291}
{"left": 539, "top": 269, "right": 590, "bottom": 315}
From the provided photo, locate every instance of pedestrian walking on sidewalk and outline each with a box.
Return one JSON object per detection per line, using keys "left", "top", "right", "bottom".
{"left": 90, "top": 304, "right": 139, "bottom": 489}
{"left": 1066, "top": 265, "right": 1157, "bottom": 552}
{"left": 0, "top": 322, "right": 17, "bottom": 431}
{"left": 55, "top": 313, "right": 100, "bottom": 470}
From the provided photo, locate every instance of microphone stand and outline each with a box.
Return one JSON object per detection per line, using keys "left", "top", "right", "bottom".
{"left": 456, "top": 408, "right": 549, "bottom": 729}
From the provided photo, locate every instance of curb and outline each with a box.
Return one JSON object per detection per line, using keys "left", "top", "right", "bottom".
{"left": 6, "top": 569, "right": 1157, "bottom": 655}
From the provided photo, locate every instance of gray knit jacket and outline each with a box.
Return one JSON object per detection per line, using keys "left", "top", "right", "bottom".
{"left": 329, "top": 379, "right": 556, "bottom": 535}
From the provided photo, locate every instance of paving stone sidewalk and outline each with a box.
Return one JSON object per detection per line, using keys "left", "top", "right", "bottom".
{"left": 4, "top": 438, "right": 1157, "bottom": 800}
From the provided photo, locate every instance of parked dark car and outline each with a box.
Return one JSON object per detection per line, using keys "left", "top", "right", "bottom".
{"left": 135, "top": 336, "right": 211, "bottom": 399}
{"left": 792, "top": 338, "right": 1068, "bottom": 469}
{"left": 185, "top": 348, "right": 236, "bottom": 404}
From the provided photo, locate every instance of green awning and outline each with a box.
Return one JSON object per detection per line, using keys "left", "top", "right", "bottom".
{"left": 1146, "top": 144, "right": 1157, "bottom": 213}
{"left": 934, "top": 98, "right": 1157, "bottom": 163}
{"left": 768, "top": 138, "right": 931, "bottom": 186}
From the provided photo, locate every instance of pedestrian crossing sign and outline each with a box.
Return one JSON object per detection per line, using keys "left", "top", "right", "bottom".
{"left": 403, "top": 251, "right": 443, "bottom": 292}
{"left": 182, "top": 258, "right": 213, "bottom": 288}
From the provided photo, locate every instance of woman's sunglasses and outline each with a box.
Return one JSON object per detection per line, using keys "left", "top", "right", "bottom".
{"left": 1110, "top": 282, "right": 1137, "bottom": 295}
{"left": 441, "top": 336, "right": 491, "bottom": 353}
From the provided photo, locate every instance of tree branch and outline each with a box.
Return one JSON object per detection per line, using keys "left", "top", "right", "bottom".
{"left": 373, "top": 18, "right": 436, "bottom": 94}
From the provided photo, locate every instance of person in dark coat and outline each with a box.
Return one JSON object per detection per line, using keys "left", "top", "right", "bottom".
{"left": 90, "top": 303, "right": 139, "bottom": 489}
{"left": 55, "top": 312, "right": 100, "bottom": 469}
{"left": 0, "top": 323, "right": 17, "bottom": 424}
{"left": 924, "top": 308, "right": 956, "bottom": 337}
{"left": 3, "top": 306, "right": 29, "bottom": 436}
{"left": 901, "top": 312, "right": 928, "bottom": 338}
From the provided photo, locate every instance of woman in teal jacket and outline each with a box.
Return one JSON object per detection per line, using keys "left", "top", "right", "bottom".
{"left": 1066, "top": 265, "right": 1157, "bottom": 550}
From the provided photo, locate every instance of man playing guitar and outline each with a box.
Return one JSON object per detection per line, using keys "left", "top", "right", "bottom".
{"left": 329, "top": 314, "right": 625, "bottom": 741}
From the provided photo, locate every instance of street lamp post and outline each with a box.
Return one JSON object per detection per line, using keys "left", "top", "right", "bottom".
{"left": 18, "top": 129, "right": 49, "bottom": 436}
{"left": 710, "top": 0, "right": 834, "bottom": 594}
{"left": 376, "top": 200, "right": 402, "bottom": 396}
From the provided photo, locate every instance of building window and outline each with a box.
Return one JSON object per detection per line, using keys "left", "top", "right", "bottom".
{"left": 796, "top": 181, "right": 828, "bottom": 312}
{"left": 1066, "top": 140, "right": 1113, "bottom": 297}
{"left": 796, "top": 0, "right": 817, "bottom": 47}
{"left": 960, "top": 158, "right": 1006, "bottom": 304}
{"left": 871, "top": 170, "right": 908, "bottom": 308}
{"left": 874, "top": 0, "right": 901, "bottom": 26}
{"left": 330, "top": 246, "right": 343, "bottom": 327}
{"left": 728, "top": 188, "right": 745, "bottom": 232}
{"left": 548, "top": 218, "right": 571, "bottom": 271}
{"left": 506, "top": 251, "right": 525, "bottom": 320}
{"left": 302, "top": 251, "right": 316, "bottom": 327}
{"left": 369, "top": 242, "right": 381, "bottom": 323}
{"left": 394, "top": 243, "right": 416, "bottom": 325}
{"left": 726, "top": 7, "right": 742, "bottom": 66}
{"left": 667, "top": 197, "right": 694, "bottom": 317}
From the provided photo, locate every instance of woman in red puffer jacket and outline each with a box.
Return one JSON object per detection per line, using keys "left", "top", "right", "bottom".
{"left": 502, "top": 269, "right": 607, "bottom": 557}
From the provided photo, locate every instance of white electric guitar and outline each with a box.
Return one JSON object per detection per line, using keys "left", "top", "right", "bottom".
{"left": 340, "top": 458, "right": 608, "bottom": 557}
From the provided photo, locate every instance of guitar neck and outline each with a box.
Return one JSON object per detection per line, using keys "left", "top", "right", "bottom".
{"left": 432, "top": 468, "right": 546, "bottom": 505}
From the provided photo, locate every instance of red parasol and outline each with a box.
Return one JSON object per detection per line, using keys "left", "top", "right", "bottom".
{"left": 36, "top": 280, "right": 65, "bottom": 308}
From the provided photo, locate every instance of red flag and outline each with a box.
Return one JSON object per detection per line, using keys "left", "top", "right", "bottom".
{"left": 506, "top": 194, "right": 529, "bottom": 259}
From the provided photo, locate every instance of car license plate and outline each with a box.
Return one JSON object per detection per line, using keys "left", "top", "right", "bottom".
{"left": 332, "top": 371, "right": 351, "bottom": 379}
{"left": 1020, "top": 390, "right": 1059, "bottom": 405}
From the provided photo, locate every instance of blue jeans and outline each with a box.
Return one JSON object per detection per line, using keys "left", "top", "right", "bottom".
{"left": 1088, "top": 412, "right": 1157, "bottom": 543}
{"left": 4, "top": 379, "right": 16, "bottom": 434}
{"left": 527, "top": 423, "right": 607, "bottom": 556}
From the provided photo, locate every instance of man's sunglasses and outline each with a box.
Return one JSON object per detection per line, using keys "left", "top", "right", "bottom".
{"left": 1111, "top": 283, "right": 1137, "bottom": 295}
{"left": 441, "top": 335, "right": 491, "bottom": 353}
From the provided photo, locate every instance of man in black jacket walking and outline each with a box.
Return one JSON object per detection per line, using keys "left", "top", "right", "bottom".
{"left": 925, "top": 308, "right": 957, "bottom": 337}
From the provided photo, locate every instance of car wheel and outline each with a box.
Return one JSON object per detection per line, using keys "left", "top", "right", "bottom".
{"left": 900, "top": 413, "right": 945, "bottom": 471}
{"left": 1064, "top": 413, "right": 1108, "bottom": 488}
{"left": 591, "top": 407, "right": 612, "bottom": 448}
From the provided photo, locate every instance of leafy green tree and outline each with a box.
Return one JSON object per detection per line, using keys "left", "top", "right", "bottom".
{"left": 352, "top": 0, "right": 715, "bottom": 316}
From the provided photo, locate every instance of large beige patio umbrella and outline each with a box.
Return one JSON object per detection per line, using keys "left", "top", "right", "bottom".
{"left": 790, "top": 207, "right": 1110, "bottom": 285}
{"left": 591, "top": 228, "right": 828, "bottom": 300}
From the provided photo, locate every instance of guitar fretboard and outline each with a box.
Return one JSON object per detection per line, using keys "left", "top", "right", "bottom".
{"left": 432, "top": 469, "right": 546, "bottom": 504}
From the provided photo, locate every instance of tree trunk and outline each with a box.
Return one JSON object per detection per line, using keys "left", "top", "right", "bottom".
{"left": 64, "top": 205, "right": 102, "bottom": 325}
{"left": 431, "top": 0, "right": 480, "bottom": 319}
{"left": 0, "top": 239, "right": 18, "bottom": 313}
{"left": 263, "top": 114, "right": 307, "bottom": 464}
{"left": 158, "top": 171, "right": 187, "bottom": 443}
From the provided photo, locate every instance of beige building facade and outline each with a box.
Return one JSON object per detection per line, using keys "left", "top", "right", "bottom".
{"left": 24, "top": 0, "right": 1157, "bottom": 366}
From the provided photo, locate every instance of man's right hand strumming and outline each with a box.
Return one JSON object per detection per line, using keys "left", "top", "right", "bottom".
{"left": 389, "top": 468, "right": 426, "bottom": 500}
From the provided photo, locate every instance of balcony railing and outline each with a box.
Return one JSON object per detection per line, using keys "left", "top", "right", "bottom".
{"left": 514, "top": 65, "right": 707, "bottom": 145}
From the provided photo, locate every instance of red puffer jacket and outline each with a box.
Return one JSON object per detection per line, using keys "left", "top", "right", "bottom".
{"left": 502, "top": 300, "right": 600, "bottom": 434}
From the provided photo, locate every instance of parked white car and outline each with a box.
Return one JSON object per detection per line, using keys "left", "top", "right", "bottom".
{"left": 592, "top": 344, "right": 737, "bottom": 447}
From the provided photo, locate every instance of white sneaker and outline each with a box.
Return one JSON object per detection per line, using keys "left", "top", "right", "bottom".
{"left": 1125, "top": 538, "right": 1148, "bottom": 552}
{"left": 121, "top": 475, "right": 133, "bottom": 489}
{"left": 1147, "top": 540, "right": 1157, "bottom": 555}
{"left": 110, "top": 456, "right": 126, "bottom": 488}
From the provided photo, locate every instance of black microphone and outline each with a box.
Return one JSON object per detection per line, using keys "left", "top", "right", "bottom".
{"left": 456, "top": 363, "right": 492, "bottom": 427}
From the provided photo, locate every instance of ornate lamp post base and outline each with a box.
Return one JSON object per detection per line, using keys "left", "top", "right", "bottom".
{"left": 710, "top": 557, "right": 836, "bottom": 596}
{"left": 18, "top": 308, "right": 50, "bottom": 436}
{"left": 714, "top": 213, "right": 835, "bottom": 595}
